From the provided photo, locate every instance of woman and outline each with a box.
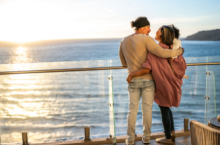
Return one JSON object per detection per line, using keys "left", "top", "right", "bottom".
{"left": 126, "top": 25, "right": 187, "bottom": 144}
{"left": 119, "top": 16, "right": 184, "bottom": 145}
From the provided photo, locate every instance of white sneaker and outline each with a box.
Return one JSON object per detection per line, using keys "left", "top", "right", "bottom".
{"left": 142, "top": 137, "right": 150, "bottom": 144}
{"left": 156, "top": 137, "right": 173, "bottom": 144}
{"left": 125, "top": 138, "right": 134, "bottom": 145}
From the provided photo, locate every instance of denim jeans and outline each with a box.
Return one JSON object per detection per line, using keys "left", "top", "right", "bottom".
{"left": 158, "top": 105, "right": 175, "bottom": 139}
{"left": 127, "top": 78, "right": 155, "bottom": 142}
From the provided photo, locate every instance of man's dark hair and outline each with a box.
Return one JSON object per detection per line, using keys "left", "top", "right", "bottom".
{"left": 131, "top": 17, "right": 150, "bottom": 30}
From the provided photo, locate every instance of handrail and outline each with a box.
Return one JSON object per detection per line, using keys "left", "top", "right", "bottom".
{"left": 0, "top": 66, "right": 126, "bottom": 75}
{"left": 0, "top": 62, "right": 220, "bottom": 75}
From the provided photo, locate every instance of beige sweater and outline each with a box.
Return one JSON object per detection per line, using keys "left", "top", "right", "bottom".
{"left": 119, "top": 34, "right": 183, "bottom": 80}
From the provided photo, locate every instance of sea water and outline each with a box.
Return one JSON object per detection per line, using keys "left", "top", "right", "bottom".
{"left": 0, "top": 39, "right": 220, "bottom": 144}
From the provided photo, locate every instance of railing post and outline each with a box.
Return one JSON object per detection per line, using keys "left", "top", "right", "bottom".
{"left": 108, "top": 75, "right": 116, "bottom": 144}
{"left": 84, "top": 127, "right": 91, "bottom": 142}
{"left": 22, "top": 132, "right": 28, "bottom": 145}
{"left": 184, "top": 118, "right": 189, "bottom": 132}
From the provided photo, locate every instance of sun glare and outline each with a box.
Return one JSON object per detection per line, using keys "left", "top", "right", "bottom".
{"left": 0, "top": 0, "right": 131, "bottom": 43}
{"left": 0, "top": 1, "right": 88, "bottom": 43}
{"left": 0, "top": 0, "right": 78, "bottom": 43}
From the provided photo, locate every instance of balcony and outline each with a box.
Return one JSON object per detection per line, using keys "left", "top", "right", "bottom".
{"left": 0, "top": 56, "right": 219, "bottom": 145}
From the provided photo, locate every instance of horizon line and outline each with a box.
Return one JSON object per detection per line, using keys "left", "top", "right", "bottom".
{"left": 0, "top": 36, "right": 187, "bottom": 44}
{"left": 0, "top": 37, "right": 125, "bottom": 44}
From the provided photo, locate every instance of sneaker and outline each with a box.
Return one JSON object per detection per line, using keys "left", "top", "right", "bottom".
{"left": 156, "top": 137, "right": 173, "bottom": 144}
{"left": 142, "top": 137, "right": 150, "bottom": 144}
{"left": 171, "top": 132, "right": 176, "bottom": 142}
{"left": 125, "top": 138, "right": 134, "bottom": 145}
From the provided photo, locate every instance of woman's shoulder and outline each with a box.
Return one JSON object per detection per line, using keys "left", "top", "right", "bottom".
{"left": 173, "top": 39, "right": 182, "bottom": 50}
{"left": 173, "top": 39, "right": 181, "bottom": 44}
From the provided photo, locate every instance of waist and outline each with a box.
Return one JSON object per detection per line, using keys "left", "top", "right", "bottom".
{"left": 132, "top": 73, "right": 154, "bottom": 80}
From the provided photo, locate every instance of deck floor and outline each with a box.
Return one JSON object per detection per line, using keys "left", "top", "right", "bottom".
{"left": 102, "top": 135, "right": 191, "bottom": 145}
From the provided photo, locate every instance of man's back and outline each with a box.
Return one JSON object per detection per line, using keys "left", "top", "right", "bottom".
{"left": 119, "top": 34, "right": 153, "bottom": 80}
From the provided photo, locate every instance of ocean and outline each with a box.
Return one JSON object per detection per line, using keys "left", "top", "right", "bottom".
{"left": 0, "top": 39, "right": 220, "bottom": 144}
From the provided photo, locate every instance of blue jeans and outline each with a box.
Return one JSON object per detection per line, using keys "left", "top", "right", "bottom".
{"left": 127, "top": 78, "right": 155, "bottom": 142}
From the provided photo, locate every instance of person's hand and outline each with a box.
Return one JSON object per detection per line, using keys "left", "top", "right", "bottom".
{"left": 126, "top": 74, "right": 133, "bottom": 83}
{"left": 183, "top": 75, "right": 189, "bottom": 79}
{"left": 166, "top": 57, "right": 173, "bottom": 64}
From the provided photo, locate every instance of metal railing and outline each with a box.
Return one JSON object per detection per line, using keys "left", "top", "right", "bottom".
{"left": 0, "top": 61, "right": 219, "bottom": 144}
{"left": 0, "top": 62, "right": 220, "bottom": 75}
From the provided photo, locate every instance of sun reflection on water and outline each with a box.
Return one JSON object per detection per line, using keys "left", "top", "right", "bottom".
{"left": 5, "top": 104, "right": 39, "bottom": 118}
{"left": 14, "top": 46, "right": 29, "bottom": 64}
{"left": 0, "top": 47, "right": 107, "bottom": 143}
{"left": 1, "top": 48, "right": 49, "bottom": 119}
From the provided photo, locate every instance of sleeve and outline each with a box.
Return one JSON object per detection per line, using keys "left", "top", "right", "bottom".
{"left": 145, "top": 36, "right": 183, "bottom": 58}
{"left": 172, "top": 55, "right": 187, "bottom": 79}
{"left": 119, "top": 41, "right": 127, "bottom": 67}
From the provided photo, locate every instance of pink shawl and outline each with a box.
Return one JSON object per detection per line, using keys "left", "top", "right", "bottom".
{"left": 142, "top": 43, "right": 187, "bottom": 107}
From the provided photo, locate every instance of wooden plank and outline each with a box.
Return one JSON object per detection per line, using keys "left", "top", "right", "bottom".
{"left": 30, "top": 130, "right": 190, "bottom": 145}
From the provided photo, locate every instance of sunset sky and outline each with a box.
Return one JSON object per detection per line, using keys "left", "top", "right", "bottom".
{"left": 0, "top": 0, "right": 220, "bottom": 43}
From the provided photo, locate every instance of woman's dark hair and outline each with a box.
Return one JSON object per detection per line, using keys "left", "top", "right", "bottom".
{"left": 169, "top": 24, "right": 180, "bottom": 39}
{"left": 131, "top": 16, "right": 150, "bottom": 30}
{"left": 160, "top": 25, "right": 175, "bottom": 49}
{"left": 160, "top": 25, "right": 177, "bottom": 77}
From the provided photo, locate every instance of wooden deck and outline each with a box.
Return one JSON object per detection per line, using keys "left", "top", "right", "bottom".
{"left": 35, "top": 130, "right": 190, "bottom": 145}
{"left": 102, "top": 135, "right": 191, "bottom": 145}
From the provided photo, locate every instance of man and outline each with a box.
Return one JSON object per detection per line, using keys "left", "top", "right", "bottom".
{"left": 119, "top": 16, "right": 184, "bottom": 145}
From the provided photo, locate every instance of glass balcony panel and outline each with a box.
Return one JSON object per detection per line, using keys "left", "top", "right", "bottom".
{"left": 110, "top": 68, "right": 128, "bottom": 136}
{"left": 205, "top": 71, "right": 217, "bottom": 124}
{"left": 206, "top": 56, "right": 220, "bottom": 63}
{"left": 172, "top": 65, "right": 206, "bottom": 128}
{"left": 205, "top": 64, "right": 220, "bottom": 119}
{"left": 0, "top": 57, "right": 219, "bottom": 144}
{"left": 184, "top": 56, "right": 220, "bottom": 64}
{"left": 184, "top": 56, "right": 209, "bottom": 63}
{"left": 112, "top": 61, "right": 220, "bottom": 136}
{"left": 108, "top": 75, "right": 116, "bottom": 143}
{"left": 0, "top": 69, "right": 112, "bottom": 144}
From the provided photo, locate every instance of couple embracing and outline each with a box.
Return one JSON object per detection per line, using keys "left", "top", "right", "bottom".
{"left": 119, "top": 16, "right": 187, "bottom": 145}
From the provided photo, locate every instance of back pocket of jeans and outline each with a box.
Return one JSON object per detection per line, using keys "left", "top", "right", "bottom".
{"left": 127, "top": 82, "right": 137, "bottom": 92}
{"left": 143, "top": 80, "right": 155, "bottom": 88}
